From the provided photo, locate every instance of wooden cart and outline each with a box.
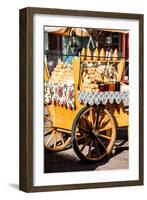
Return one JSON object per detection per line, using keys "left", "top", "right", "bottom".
{"left": 44, "top": 57, "right": 129, "bottom": 162}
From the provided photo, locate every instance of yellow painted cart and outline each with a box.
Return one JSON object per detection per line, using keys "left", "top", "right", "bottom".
{"left": 44, "top": 57, "right": 129, "bottom": 162}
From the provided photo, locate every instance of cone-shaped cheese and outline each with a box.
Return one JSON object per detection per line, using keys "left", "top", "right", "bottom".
{"left": 93, "top": 48, "right": 99, "bottom": 61}
{"left": 100, "top": 48, "right": 105, "bottom": 61}
{"left": 107, "top": 49, "right": 113, "bottom": 61}
{"left": 110, "top": 49, "right": 113, "bottom": 56}
{"left": 112, "top": 48, "right": 118, "bottom": 61}
{"left": 109, "top": 49, "right": 113, "bottom": 59}
{"left": 81, "top": 48, "right": 86, "bottom": 62}
{"left": 86, "top": 48, "right": 92, "bottom": 62}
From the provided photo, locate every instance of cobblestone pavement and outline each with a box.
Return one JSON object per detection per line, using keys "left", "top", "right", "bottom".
{"left": 44, "top": 128, "right": 128, "bottom": 173}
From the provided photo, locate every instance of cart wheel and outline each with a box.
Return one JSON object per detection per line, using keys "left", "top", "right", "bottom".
{"left": 44, "top": 115, "right": 53, "bottom": 136}
{"left": 44, "top": 115, "right": 71, "bottom": 152}
{"left": 71, "top": 106, "right": 116, "bottom": 162}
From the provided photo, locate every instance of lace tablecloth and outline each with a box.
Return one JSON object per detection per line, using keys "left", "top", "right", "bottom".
{"left": 44, "top": 81, "right": 129, "bottom": 109}
{"left": 78, "top": 91, "right": 129, "bottom": 106}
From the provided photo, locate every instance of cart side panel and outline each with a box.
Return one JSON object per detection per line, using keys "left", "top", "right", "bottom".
{"left": 106, "top": 103, "right": 129, "bottom": 127}
{"left": 46, "top": 104, "right": 80, "bottom": 130}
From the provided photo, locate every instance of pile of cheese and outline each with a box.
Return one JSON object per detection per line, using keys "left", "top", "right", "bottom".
{"left": 81, "top": 63, "right": 116, "bottom": 92}
{"left": 50, "top": 61, "right": 74, "bottom": 84}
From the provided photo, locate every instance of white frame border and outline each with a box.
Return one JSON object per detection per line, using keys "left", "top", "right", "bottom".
{"left": 33, "top": 14, "right": 139, "bottom": 186}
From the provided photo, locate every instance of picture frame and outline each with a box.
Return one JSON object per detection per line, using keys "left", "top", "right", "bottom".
{"left": 19, "top": 7, "right": 144, "bottom": 192}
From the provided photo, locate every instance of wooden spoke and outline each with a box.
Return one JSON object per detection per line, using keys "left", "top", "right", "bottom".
{"left": 95, "top": 109, "right": 100, "bottom": 128}
{"left": 59, "top": 132, "right": 65, "bottom": 145}
{"left": 82, "top": 116, "right": 92, "bottom": 131}
{"left": 44, "top": 128, "right": 54, "bottom": 135}
{"left": 81, "top": 138, "right": 91, "bottom": 152}
{"left": 98, "top": 112, "right": 106, "bottom": 125}
{"left": 100, "top": 115, "right": 110, "bottom": 127}
{"left": 76, "top": 132, "right": 81, "bottom": 136}
{"left": 44, "top": 116, "right": 51, "bottom": 121}
{"left": 45, "top": 130, "right": 55, "bottom": 146}
{"left": 44, "top": 125, "right": 54, "bottom": 133}
{"left": 44, "top": 124, "right": 51, "bottom": 128}
{"left": 89, "top": 109, "right": 95, "bottom": 126}
{"left": 56, "top": 128, "right": 71, "bottom": 134}
{"left": 99, "top": 133, "right": 112, "bottom": 141}
{"left": 96, "top": 137, "right": 107, "bottom": 152}
{"left": 87, "top": 139, "right": 93, "bottom": 158}
{"left": 77, "top": 134, "right": 89, "bottom": 141}
{"left": 78, "top": 126, "right": 91, "bottom": 134}
{"left": 99, "top": 126, "right": 112, "bottom": 132}
{"left": 53, "top": 132, "right": 57, "bottom": 149}
{"left": 94, "top": 139, "right": 100, "bottom": 156}
{"left": 66, "top": 137, "right": 72, "bottom": 144}
{"left": 44, "top": 119, "right": 52, "bottom": 125}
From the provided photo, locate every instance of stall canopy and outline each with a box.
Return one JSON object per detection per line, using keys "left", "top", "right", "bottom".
{"left": 44, "top": 27, "right": 129, "bottom": 36}
{"left": 44, "top": 27, "right": 90, "bottom": 36}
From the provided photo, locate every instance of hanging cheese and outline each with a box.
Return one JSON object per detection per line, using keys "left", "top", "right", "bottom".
{"left": 112, "top": 48, "right": 118, "bottom": 61}
{"left": 110, "top": 49, "right": 113, "bottom": 58}
{"left": 100, "top": 48, "right": 105, "bottom": 61}
{"left": 93, "top": 48, "right": 99, "bottom": 61}
{"left": 107, "top": 49, "right": 113, "bottom": 61}
{"left": 81, "top": 48, "right": 86, "bottom": 62}
{"left": 86, "top": 48, "right": 92, "bottom": 62}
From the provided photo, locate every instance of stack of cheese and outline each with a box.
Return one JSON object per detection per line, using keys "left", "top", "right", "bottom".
{"left": 81, "top": 66, "right": 105, "bottom": 92}
{"left": 81, "top": 63, "right": 117, "bottom": 92}
{"left": 50, "top": 61, "right": 74, "bottom": 84}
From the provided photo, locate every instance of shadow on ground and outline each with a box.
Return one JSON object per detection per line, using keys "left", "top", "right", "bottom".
{"left": 44, "top": 128, "right": 128, "bottom": 173}
{"left": 8, "top": 183, "right": 19, "bottom": 190}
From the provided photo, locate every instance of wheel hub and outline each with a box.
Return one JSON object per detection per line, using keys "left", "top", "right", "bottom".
{"left": 92, "top": 128, "right": 99, "bottom": 136}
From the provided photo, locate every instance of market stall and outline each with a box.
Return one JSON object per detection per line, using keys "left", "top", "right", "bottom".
{"left": 44, "top": 27, "right": 129, "bottom": 162}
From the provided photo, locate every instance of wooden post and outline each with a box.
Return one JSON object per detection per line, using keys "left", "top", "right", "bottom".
{"left": 72, "top": 57, "right": 80, "bottom": 108}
